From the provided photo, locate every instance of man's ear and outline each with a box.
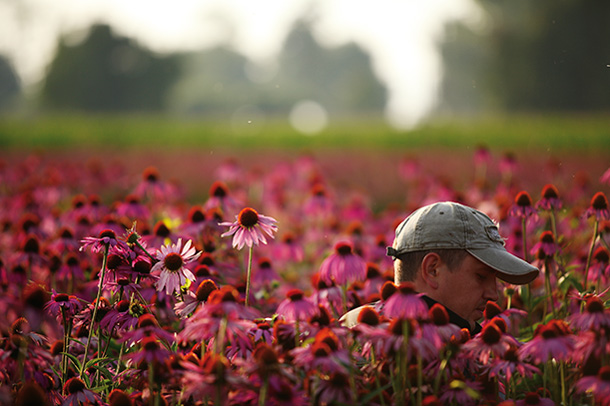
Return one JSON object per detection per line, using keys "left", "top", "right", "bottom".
{"left": 420, "top": 252, "right": 441, "bottom": 289}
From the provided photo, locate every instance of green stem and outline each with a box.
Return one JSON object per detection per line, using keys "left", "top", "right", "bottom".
{"left": 544, "top": 259, "right": 557, "bottom": 319}
{"left": 259, "top": 376, "right": 269, "bottom": 406}
{"left": 416, "top": 355, "right": 423, "bottom": 406}
{"left": 560, "top": 361, "right": 567, "bottom": 406}
{"left": 245, "top": 246, "right": 253, "bottom": 307}
{"left": 215, "top": 316, "right": 228, "bottom": 354}
{"left": 60, "top": 307, "right": 72, "bottom": 386}
{"left": 137, "top": 241, "right": 157, "bottom": 262}
{"left": 80, "top": 244, "right": 109, "bottom": 379}
{"left": 521, "top": 217, "right": 529, "bottom": 263}
{"left": 583, "top": 220, "right": 599, "bottom": 292}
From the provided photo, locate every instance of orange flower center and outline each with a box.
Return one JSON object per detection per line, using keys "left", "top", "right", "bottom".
{"left": 238, "top": 208, "right": 259, "bottom": 228}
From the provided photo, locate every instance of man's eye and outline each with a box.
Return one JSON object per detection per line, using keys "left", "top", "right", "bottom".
{"left": 476, "top": 274, "right": 486, "bottom": 281}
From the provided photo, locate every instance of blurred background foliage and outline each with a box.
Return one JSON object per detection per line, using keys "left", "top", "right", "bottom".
{"left": 437, "top": 0, "right": 610, "bottom": 116}
{"left": 0, "top": 0, "right": 609, "bottom": 124}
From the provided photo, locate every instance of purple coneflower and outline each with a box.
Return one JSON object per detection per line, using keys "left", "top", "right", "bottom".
{"left": 530, "top": 231, "right": 559, "bottom": 258}
{"left": 569, "top": 295, "right": 610, "bottom": 331}
{"left": 485, "top": 346, "right": 539, "bottom": 383}
{"left": 62, "top": 377, "right": 102, "bottom": 406}
{"left": 80, "top": 229, "right": 126, "bottom": 254}
{"left": 519, "top": 320, "right": 575, "bottom": 363}
{"left": 45, "top": 290, "right": 82, "bottom": 320}
{"left": 203, "top": 180, "right": 241, "bottom": 213}
{"left": 514, "top": 392, "right": 555, "bottom": 406}
{"left": 125, "top": 336, "right": 172, "bottom": 368}
{"left": 314, "top": 372, "right": 353, "bottom": 405}
{"left": 276, "top": 289, "right": 317, "bottom": 322}
{"left": 585, "top": 192, "right": 610, "bottom": 221}
{"left": 151, "top": 238, "right": 200, "bottom": 296}
{"left": 118, "top": 314, "right": 176, "bottom": 346}
{"left": 509, "top": 191, "right": 536, "bottom": 219}
{"left": 382, "top": 282, "right": 429, "bottom": 320}
{"left": 252, "top": 257, "right": 280, "bottom": 287}
{"left": 174, "top": 279, "right": 218, "bottom": 318}
{"left": 220, "top": 207, "right": 278, "bottom": 250}
{"left": 318, "top": 241, "right": 366, "bottom": 286}
{"left": 462, "top": 319, "right": 519, "bottom": 365}
{"left": 575, "top": 365, "right": 610, "bottom": 406}
{"left": 536, "top": 184, "right": 562, "bottom": 211}
{"left": 292, "top": 328, "right": 351, "bottom": 374}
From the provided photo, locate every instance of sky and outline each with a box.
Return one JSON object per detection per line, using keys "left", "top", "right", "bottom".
{"left": 0, "top": 0, "right": 481, "bottom": 128}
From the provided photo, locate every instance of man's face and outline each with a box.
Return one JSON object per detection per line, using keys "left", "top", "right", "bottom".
{"left": 432, "top": 254, "right": 499, "bottom": 327}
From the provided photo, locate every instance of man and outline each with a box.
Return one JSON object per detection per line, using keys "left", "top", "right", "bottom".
{"left": 341, "top": 201, "right": 539, "bottom": 334}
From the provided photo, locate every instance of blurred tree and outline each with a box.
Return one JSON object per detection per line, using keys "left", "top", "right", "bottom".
{"left": 169, "top": 20, "right": 387, "bottom": 116}
{"left": 437, "top": 0, "right": 610, "bottom": 115}
{"left": 0, "top": 55, "right": 20, "bottom": 111}
{"left": 274, "top": 21, "right": 387, "bottom": 114}
{"left": 169, "top": 47, "right": 254, "bottom": 114}
{"left": 41, "top": 24, "right": 179, "bottom": 111}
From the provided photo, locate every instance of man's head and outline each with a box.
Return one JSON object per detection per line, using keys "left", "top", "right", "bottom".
{"left": 388, "top": 201, "right": 539, "bottom": 326}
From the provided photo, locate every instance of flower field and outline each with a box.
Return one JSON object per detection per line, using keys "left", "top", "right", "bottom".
{"left": 2, "top": 146, "right": 610, "bottom": 406}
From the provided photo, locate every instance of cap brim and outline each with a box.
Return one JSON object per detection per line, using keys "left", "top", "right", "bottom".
{"left": 467, "top": 247, "right": 539, "bottom": 285}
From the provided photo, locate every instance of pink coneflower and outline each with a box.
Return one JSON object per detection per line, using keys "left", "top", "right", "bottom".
{"left": 485, "top": 346, "right": 539, "bottom": 383}
{"left": 118, "top": 314, "right": 175, "bottom": 346}
{"left": 265, "top": 375, "right": 309, "bottom": 406}
{"left": 252, "top": 257, "right": 280, "bottom": 287}
{"left": 151, "top": 238, "right": 200, "bottom": 296}
{"left": 115, "top": 194, "right": 149, "bottom": 220}
{"left": 536, "top": 184, "right": 562, "bottom": 211}
{"left": 203, "top": 180, "right": 241, "bottom": 213}
{"left": 568, "top": 295, "right": 610, "bottom": 331}
{"left": 133, "top": 166, "right": 170, "bottom": 201}
{"left": 382, "top": 282, "right": 429, "bottom": 320}
{"left": 318, "top": 241, "right": 366, "bottom": 286}
{"left": 514, "top": 392, "right": 555, "bottom": 406}
{"left": 585, "top": 192, "right": 610, "bottom": 221}
{"left": 530, "top": 231, "right": 559, "bottom": 258}
{"left": 141, "top": 220, "right": 179, "bottom": 248}
{"left": 220, "top": 207, "right": 278, "bottom": 250}
{"left": 519, "top": 320, "right": 575, "bottom": 363}
{"left": 303, "top": 183, "right": 335, "bottom": 219}
{"left": 107, "top": 389, "right": 133, "bottom": 406}
{"left": 181, "top": 353, "right": 244, "bottom": 401}
{"left": 80, "top": 229, "right": 126, "bottom": 253}
{"left": 271, "top": 232, "right": 305, "bottom": 264}
{"left": 314, "top": 372, "right": 353, "bottom": 405}
{"left": 586, "top": 247, "right": 610, "bottom": 283}
{"left": 125, "top": 336, "right": 172, "bottom": 368}
{"left": 292, "top": 328, "right": 351, "bottom": 374}
{"left": 62, "top": 377, "right": 102, "bottom": 406}
{"left": 45, "top": 290, "right": 82, "bottom": 320}
{"left": 49, "top": 226, "right": 79, "bottom": 252}
{"left": 462, "top": 320, "right": 519, "bottom": 365}
{"left": 276, "top": 289, "right": 317, "bottom": 322}
{"left": 377, "top": 317, "right": 437, "bottom": 360}
{"left": 251, "top": 321, "right": 274, "bottom": 344}
{"left": 425, "top": 303, "right": 462, "bottom": 345}
{"left": 180, "top": 286, "right": 258, "bottom": 345}
{"left": 510, "top": 191, "right": 537, "bottom": 219}
{"left": 575, "top": 365, "right": 610, "bottom": 406}
{"left": 174, "top": 279, "right": 218, "bottom": 318}
{"left": 99, "top": 298, "right": 145, "bottom": 333}
{"left": 439, "top": 379, "right": 481, "bottom": 406}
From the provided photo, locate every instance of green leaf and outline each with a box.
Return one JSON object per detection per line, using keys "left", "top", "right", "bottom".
{"left": 62, "top": 351, "right": 82, "bottom": 371}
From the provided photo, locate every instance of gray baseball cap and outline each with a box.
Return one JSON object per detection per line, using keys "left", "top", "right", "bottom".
{"left": 386, "top": 201, "right": 539, "bottom": 285}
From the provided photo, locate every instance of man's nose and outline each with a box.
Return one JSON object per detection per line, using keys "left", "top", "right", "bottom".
{"left": 484, "top": 278, "right": 499, "bottom": 302}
